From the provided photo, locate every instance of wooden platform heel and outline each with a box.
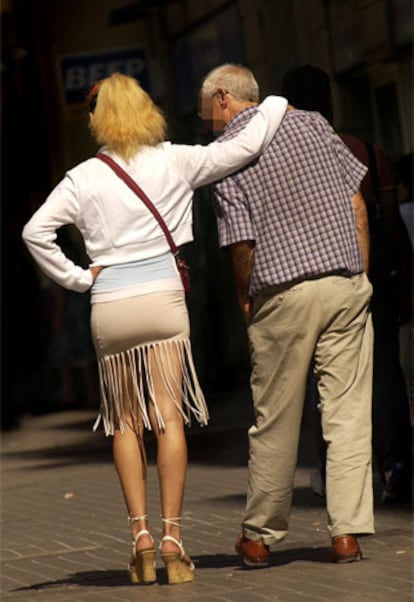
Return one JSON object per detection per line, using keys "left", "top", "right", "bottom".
{"left": 128, "top": 515, "right": 156, "bottom": 585}
{"left": 160, "top": 517, "right": 195, "bottom": 584}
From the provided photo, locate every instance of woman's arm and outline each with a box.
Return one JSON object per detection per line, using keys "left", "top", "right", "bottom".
{"left": 22, "top": 177, "right": 93, "bottom": 292}
{"left": 175, "top": 95, "right": 288, "bottom": 189}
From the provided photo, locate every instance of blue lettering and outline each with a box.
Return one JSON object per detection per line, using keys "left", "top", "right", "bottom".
{"left": 65, "top": 66, "right": 87, "bottom": 91}
{"left": 61, "top": 48, "right": 149, "bottom": 103}
{"left": 106, "top": 61, "right": 124, "bottom": 74}
{"left": 125, "top": 58, "right": 145, "bottom": 77}
{"left": 89, "top": 63, "right": 107, "bottom": 85}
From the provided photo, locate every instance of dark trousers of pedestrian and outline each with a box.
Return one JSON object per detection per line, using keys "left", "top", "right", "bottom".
{"left": 370, "top": 281, "right": 413, "bottom": 501}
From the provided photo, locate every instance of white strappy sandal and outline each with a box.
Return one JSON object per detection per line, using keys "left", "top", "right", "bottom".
{"left": 159, "top": 517, "right": 195, "bottom": 584}
{"left": 128, "top": 515, "right": 156, "bottom": 584}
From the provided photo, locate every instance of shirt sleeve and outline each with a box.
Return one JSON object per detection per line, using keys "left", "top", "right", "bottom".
{"left": 171, "top": 95, "right": 288, "bottom": 189}
{"left": 213, "top": 177, "right": 255, "bottom": 248}
{"left": 22, "top": 174, "right": 93, "bottom": 292}
{"left": 332, "top": 133, "right": 368, "bottom": 197}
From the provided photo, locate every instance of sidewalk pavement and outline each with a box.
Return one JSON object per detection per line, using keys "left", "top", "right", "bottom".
{"left": 1, "top": 386, "right": 413, "bottom": 602}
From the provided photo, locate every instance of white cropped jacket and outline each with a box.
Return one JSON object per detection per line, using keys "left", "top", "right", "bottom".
{"left": 22, "top": 96, "right": 287, "bottom": 292}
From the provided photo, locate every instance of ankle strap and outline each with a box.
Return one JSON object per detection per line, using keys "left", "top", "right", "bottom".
{"left": 128, "top": 514, "right": 148, "bottom": 525}
{"left": 162, "top": 516, "right": 181, "bottom": 529}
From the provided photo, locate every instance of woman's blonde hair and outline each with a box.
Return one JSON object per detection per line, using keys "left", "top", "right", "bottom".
{"left": 89, "top": 72, "right": 167, "bottom": 160}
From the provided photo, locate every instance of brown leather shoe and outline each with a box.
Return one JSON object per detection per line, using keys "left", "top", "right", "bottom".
{"left": 331, "top": 535, "right": 362, "bottom": 563}
{"left": 235, "top": 533, "right": 269, "bottom": 568}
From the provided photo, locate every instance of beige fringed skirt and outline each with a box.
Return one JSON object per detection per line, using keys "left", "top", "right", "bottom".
{"left": 90, "top": 290, "right": 209, "bottom": 435}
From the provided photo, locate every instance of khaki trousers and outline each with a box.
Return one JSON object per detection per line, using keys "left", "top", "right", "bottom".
{"left": 243, "top": 273, "right": 374, "bottom": 544}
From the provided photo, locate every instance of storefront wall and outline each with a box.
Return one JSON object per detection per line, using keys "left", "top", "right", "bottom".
{"left": 23, "top": 0, "right": 411, "bottom": 175}
{"left": 4, "top": 0, "right": 412, "bottom": 387}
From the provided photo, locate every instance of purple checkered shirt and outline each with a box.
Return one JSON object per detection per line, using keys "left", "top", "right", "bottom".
{"left": 212, "top": 107, "right": 367, "bottom": 296}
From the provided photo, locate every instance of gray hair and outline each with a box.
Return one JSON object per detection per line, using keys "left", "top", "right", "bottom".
{"left": 201, "top": 63, "right": 259, "bottom": 102}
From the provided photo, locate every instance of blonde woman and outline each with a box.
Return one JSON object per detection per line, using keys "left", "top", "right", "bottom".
{"left": 22, "top": 72, "right": 287, "bottom": 585}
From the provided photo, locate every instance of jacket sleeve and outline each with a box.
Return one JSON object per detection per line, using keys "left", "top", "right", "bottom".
{"left": 22, "top": 175, "right": 93, "bottom": 292}
{"left": 173, "top": 95, "right": 288, "bottom": 189}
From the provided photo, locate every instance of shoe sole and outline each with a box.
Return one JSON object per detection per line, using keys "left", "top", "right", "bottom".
{"left": 332, "top": 553, "right": 362, "bottom": 563}
{"left": 242, "top": 557, "right": 269, "bottom": 568}
{"left": 243, "top": 558, "right": 269, "bottom": 569}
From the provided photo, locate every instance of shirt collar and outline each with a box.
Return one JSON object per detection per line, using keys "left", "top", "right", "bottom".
{"left": 224, "top": 105, "right": 258, "bottom": 132}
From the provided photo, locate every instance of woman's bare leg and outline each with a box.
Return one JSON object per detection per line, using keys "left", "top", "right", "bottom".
{"left": 112, "top": 369, "right": 153, "bottom": 552}
{"left": 148, "top": 344, "right": 189, "bottom": 554}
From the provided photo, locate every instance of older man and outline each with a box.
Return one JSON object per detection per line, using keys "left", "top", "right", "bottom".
{"left": 199, "top": 63, "right": 374, "bottom": 568}
{"left": 281, "top": 65, "right": 413, "bottom": 506}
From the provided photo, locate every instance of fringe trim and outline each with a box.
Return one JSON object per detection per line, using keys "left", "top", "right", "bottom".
{"left": 92, "top": 338, "right": 209, "bottom": 436}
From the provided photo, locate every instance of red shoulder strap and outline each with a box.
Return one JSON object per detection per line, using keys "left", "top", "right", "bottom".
{"left": 96, "top": 152, "right": 178, "bottom": 254}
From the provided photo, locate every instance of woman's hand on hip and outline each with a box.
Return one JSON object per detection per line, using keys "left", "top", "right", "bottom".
{"left": 90, "top": 265, "right": 103, "bottom": 282}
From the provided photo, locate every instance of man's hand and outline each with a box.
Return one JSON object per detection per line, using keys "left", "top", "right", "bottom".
{"left": 237, "top": 295, "right": 253, "bottom": 321}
